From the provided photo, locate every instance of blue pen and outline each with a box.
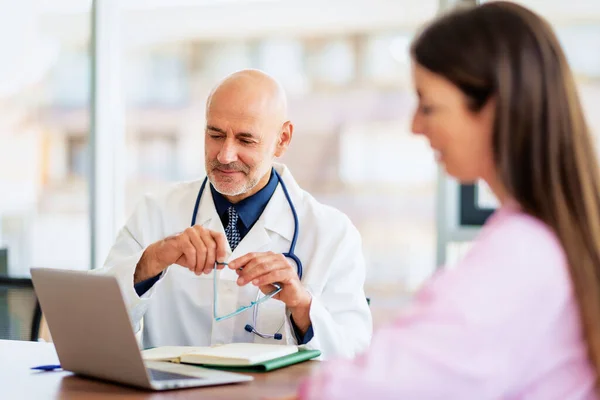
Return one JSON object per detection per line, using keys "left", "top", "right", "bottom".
{"left": 31, "top": 365, "right": 62, "bottom": 371}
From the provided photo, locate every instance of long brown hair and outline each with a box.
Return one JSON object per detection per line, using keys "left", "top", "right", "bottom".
{"left": 412, "top": 1, "right": 600, "bottom": 387}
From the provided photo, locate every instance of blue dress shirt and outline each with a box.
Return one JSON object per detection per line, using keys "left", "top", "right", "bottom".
{"left": 134, "top": 168, "right": 313, "bottom": 344}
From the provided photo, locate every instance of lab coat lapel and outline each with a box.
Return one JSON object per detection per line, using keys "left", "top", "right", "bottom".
{"left": 230, "top": 219, "right": 271, "bottom": 260}
{"left": 233, "top": 164, "right": 299, "bottom": 259}
{"left": 262, "top": 164, "right": 297, "bottom": 244}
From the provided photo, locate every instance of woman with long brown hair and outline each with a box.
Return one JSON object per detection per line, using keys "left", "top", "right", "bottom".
{"left": 276, "top": 2, "right": 600, "bottom": 399}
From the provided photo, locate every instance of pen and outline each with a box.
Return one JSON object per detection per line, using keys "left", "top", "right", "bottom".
{"left": 31, "top": 364, "right": 62, "bottom": 371}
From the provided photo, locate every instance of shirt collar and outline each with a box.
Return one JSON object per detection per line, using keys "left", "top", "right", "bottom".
{"left": 210, "top": 168, "right": 279, "bottom": 229}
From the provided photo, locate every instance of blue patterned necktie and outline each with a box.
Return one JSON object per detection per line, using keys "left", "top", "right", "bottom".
{"left": 225, "top": 206, "right": 241, "bottom": 251}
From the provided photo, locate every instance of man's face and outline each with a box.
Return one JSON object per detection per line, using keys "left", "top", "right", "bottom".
{"left": 204, "top": 100, "right": 280, "bottom": 199}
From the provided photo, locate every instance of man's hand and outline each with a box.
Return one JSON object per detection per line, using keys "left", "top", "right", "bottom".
{"left": 134, "top": 226, "right": 228, "bottom": 284}
{"left": 228, "top": 252, "right": 312, "bottom": 334}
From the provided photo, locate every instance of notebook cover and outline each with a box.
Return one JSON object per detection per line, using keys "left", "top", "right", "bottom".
{"left": 193, "top": 349, "right": 321, "bottom": 372}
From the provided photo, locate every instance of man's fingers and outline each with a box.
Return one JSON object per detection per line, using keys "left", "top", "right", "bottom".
{"left": 235, "top": 253, "right": 274, "bottom": 277}
{"left": 228, "top": 252, "right": 257, "bottom": 270}
{"left": 238, "top": 255, "right": 288, "bottom": 285}
{"left": 237, "top": 260, "right": 273, "bottom": 284}
{"left": 215, "top": 261, "right": 228, "bottom": 270}
{"left": 185, "top": 228, "right": 207, "bottom": 275}
{"left": 251, "top": 269, "right": 291, "bottom": 287}
{"left": 231, "top": 251, "right": 277, "bottom": 272}
{"left": 176, "top": 234, "right": 196, "bottom": 270}
{"left": 159, "top": 227, "right": 230, "bottom": 274}
{"left": 198, "top": 229, "right": 217, "bottom": 274}
{"left": 211, "top": 231, "right": 228, "bottom": 263}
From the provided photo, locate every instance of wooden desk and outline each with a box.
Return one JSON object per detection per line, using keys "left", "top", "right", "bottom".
{"left": 1, "top": 340, "right": 318, "bottom": 399}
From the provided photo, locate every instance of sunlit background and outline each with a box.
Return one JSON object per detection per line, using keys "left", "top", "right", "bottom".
{"left": 1, "top": 0, "right": 599, "bottom": 327}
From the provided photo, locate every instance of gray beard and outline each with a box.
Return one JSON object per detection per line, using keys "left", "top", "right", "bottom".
{"left": 209, "top": 174, "right": 261, "bottom": 197}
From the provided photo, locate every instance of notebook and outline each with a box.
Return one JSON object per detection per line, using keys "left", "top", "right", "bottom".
{"left": 142, "top": 343, "right": 319, "bottom": 370}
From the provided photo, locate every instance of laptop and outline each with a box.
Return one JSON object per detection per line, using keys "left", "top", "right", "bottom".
{"left": 30, "top": 268, "right": 253, "bottom": 391}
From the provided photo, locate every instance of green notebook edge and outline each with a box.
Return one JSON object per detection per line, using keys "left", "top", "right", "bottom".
{"left": 192, "top": 349, "right": 321, "bottom": 372}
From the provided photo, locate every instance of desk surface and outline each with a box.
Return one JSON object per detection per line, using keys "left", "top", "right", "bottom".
{"left": 1, "top": 340, "right": 318, "bottom": 399}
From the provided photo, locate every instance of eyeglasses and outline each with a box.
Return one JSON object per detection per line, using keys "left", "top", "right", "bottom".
{"left": 213, "top": 262, "right": 282, "bottom": 322}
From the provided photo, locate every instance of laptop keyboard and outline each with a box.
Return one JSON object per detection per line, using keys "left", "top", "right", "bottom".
{"left": 148, "top": 368, "right": 204, "bottom": 381}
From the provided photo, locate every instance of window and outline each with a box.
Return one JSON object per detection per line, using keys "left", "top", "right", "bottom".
{"left": 135, "top": 133, "right": 178, "bottom": 181}
{"left": 0, "top": 2, "right": 91, "bottom": 276}
{"left": 67, "top": 136, "right": 88, "bottom": 179}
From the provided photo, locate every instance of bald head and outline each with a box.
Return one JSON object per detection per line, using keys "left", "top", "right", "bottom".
{"left": 206, "top": 69, "right": 288, "bottom": 124}
{"left": 204, "top": 69, "right": 293, "bottom": 202}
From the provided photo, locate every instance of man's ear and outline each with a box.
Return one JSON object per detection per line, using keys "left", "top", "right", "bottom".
{"left": 274, "top": 121, "right": 293, "bottom": 158}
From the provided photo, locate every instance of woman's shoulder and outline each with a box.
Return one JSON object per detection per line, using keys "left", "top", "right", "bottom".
{"left": 414, "top": 203, "right": 573, "bottom": 325}
{"left": 476, "top": 204, "right": 565, "bottom": 263}
{"left": 451, "top": 203, "right": 571, "bottom": 297}
{"left": 423, "top": 204, "right": 570, "bottom": 299}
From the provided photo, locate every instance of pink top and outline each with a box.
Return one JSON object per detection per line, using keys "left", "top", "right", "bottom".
{"left": 300, "top": 203, "right": 597, "bottom": 399}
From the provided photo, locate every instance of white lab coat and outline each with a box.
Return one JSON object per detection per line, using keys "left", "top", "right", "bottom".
{"left": 95, "top": 163, "right": 372, "bottom": 360}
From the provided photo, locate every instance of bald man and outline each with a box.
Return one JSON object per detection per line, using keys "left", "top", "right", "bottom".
{"left": 98, "top": 70, "right": 372, "bottom": 360}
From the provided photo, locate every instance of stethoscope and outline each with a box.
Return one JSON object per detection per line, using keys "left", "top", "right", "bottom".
{"left": 191, "top": 169, "right": 302, "bottom": 340}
